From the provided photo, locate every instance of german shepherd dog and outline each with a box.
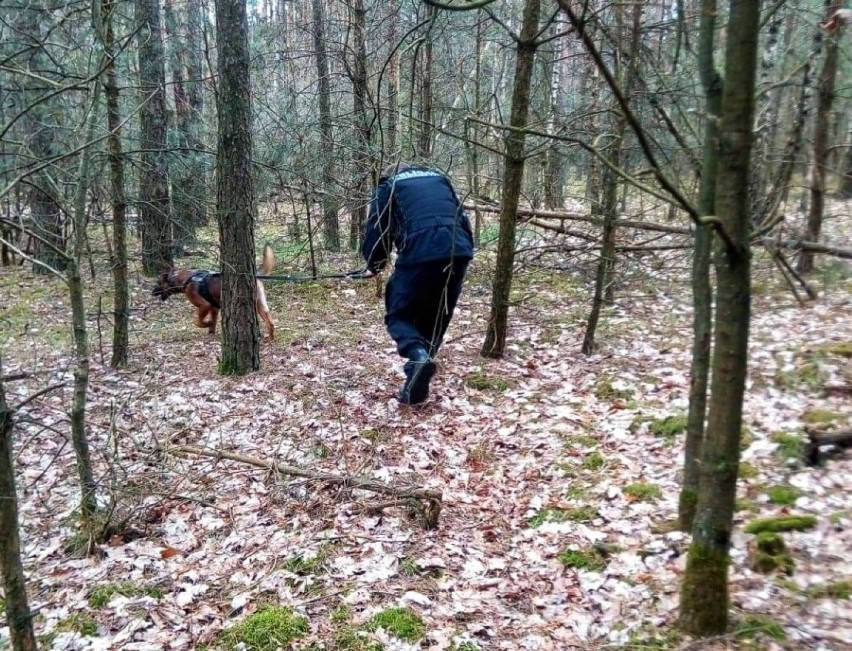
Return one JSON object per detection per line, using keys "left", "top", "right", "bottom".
{"left": 152, "top": 245, "right": 276, "bottom": 340}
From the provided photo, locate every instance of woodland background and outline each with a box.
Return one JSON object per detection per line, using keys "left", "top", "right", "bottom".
{"left": 1, "top": 0, "right": 851, "bottom": 650}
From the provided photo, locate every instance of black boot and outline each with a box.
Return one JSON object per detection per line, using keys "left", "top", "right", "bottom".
{"left": 399, "top": 347, "right": 436, "bottom": 405}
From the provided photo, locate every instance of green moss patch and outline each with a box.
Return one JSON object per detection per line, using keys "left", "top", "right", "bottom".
{"left": 802, "top": 409, "right": 845, "bottom": 425}
{"left": 744, "top": 515, "right": 817, "bottom": 534}
{"left": 593, "top": 376, "right": 634, "bottom": 402}
{"left": 648, "top": 414, "right": 688, "bottom": 439}
{"left": 568, "top": 433, "right": 598, "bottom": 448}
{"left": 580, "top": 451, "right": 606, "bottom": 471}
{"left": 735, "top": 498, "right": 761, "bottom": 513}
{"left": 281, "top": 547, "right": 330, "bottom": 577}
{"left": 805, "top": 579, "right": 852, "bottom": 600}
{"left": 464, "top": 371, "right": 513, "bottom": 392}
{"left": 736, "top": 614, "right": 787, "bottom": 642}
{"left": 449, "top": 642, "right": 482, "bottom": 651}
{"left": 738, "top": 461, "right": 760, "bottom": 479}
{"left": 528, "top": 505, "right": 597, "bottom": 528}
{"left": 740, "top": 426, "right": 755, "bottom": 450}
{"left": 771, "top": 432, "right": 804, "bottom": 459}
{"left": 774, "top": 355, "right": 826, "bottom": 391}
{"left": 215, "top": 606, "right": 309, "bottom": 650}
{"left": 331, "top": 628, "right": 384, "bottom": 651}
{"left": 765, "top": 484, "right": 803, "bottom": 506}
{"left": 361, "top": 428, "right": 389, "bottom": 444}
{"left": 365, "top": 607, "right": 425, "bottom": 643}
{"left": 558, "top": 547, "right": 608, "bottom": 571}
{"left": 623, "top": 482, "right": 661, "bottom": 502}
{"left": 816, "top": 341, "right": 852, "bottom": 358}
{"left": 748, "top": 532, "right": 794, "bottom": 575}
{"left": 88, "top": 581, "right": 163, "bottom": 608}
{"left": 56, "top": 612, "right": 99, "bottom": 637}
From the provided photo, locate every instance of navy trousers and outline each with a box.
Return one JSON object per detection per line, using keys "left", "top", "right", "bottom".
{"left": 385, "top": 258, "right": 470, "bottom": 358}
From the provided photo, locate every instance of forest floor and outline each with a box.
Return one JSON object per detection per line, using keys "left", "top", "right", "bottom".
{"left": 1, "top": 202, "right": 851, "bottom": 651}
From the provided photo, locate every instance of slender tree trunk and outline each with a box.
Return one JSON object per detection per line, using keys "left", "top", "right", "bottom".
{"left": 481, "top": 0, "right": 542, "bottom": 358}
{"left": 0, "top": 367, "right": 38, "bottom": 651}
{"left": 386, "top": 0, "right": 400, "bottom": 157}
{"left": 101, "top": 0, "right": 130, "bottom": 369}
{"left": 215, "top": 0, "right": 260, "bottom": 375}
{"left": 581, "top": 160, "right": 618, "bottom": 355}
{"left": 759, "top": 29, "right": 817, "bottom": 224}
{"left": 679, "top": 0, "right": 760, "bottom": 636}
{"left": 680, "top": 0, "right": 722, "bottom": 531}
{"left": 165, "top": 0, "right": 197, "bottom": 250}
{"left": 750, "top": 9, "right": 781, "bottom": 221}
{"left": 136, "top": 0, "right": 173, "bottom": 274}
{"left": 464, "top": 15, "right": 485, "bottom": 245}
{"left": 347, "top": 0, "right": 369, "bottom": 250}
{"left": 418, "top": 3, "right": 436, "bottom": 158}
{"left": 186, "top": 0, "right": 208, "bottom": 228}
{"left": 14, "top": 4, "right": 66, "bottom": 274}
{"left": 67, "top": 78, "right": 101, "bottom": 523}
{"left": 582, "top": 4, "right": 640, "bottom": 353}
{"left": 798, "top": 0, "right": 842, "bottom": 274}
{"left": 311, "top": 0, "right": 339, "bottom": 250}
{"left": 544, "top": 20, "right": 568, "bottom": 210}
{"left": 839, "top": 130, "right": 852, "bottom": 197}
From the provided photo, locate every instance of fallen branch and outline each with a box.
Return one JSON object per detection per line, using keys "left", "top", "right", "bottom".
{"left": 773, "top": 249, "right": 818, "bottom": 301}
{"left": 466, "top": 202, "right": 852, "bottom": 259}
{"left": 0, "top": 373, "right": 29, "bottom": 383}
{"left": 171, "top": 445, "right": 443, "bottom": 529}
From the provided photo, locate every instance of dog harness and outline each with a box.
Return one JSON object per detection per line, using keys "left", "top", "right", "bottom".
{"left": 188, "top": 271, "right": 220, "bottom": 309}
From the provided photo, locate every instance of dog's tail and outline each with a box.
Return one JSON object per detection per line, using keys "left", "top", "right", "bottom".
{"left": 260, "top": 243, "right": 275, "bottom": 275}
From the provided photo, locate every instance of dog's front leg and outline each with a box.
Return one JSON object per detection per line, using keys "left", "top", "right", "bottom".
{"left": 208, "top": 309, "right": 218, "bottom": 335}
{"left": 194, "top": 308, "right": 208, "bottom": 330}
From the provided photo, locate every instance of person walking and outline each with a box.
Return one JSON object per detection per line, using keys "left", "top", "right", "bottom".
{"left": 362, "top": 162, "right": 474, "bottom": 404}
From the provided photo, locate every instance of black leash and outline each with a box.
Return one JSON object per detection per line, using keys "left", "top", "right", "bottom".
{"left": 256, "top": 269, "right": 375, "bottom": 282}
{"left": 204, "top": 268, "right": 376, "bottom": 283}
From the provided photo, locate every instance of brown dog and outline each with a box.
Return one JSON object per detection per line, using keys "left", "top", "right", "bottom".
{"left": 152, "top": 245, "right": 276, "bottom": 340}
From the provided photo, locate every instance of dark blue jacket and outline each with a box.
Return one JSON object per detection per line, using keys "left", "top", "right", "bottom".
{"left": 362, "top": 167, "right": 474, "bottom": 272}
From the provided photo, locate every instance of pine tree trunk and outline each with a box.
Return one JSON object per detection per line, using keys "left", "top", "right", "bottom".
{"left": 136, "top": 0, "right": 173, "bottom": 274}
{"left": 481, "top": 0, "right": 542, "bottom": 359}
{"left": 215, "top": 0, "right": 260, "bottom": 375}
{"left": 165, "top": 0, "right": 199, "bottom": 250}
{"left": 385, "top": 0, "right": 400, "bottom": 157}
{"left": 0, "top": 369, "right": 38, "bottom": 651}
{"left": 348, "top": 0, "right": 369, "bottom": 251}
{"left": 101, "top": 0, "right": 130, "bottom": 369}
{"left": 418, "top": 3, "right": 436, "bottom": 158}
{"left": 312, "top": 0, "right": 340, "bottom": 250}
{"left": 680, "top": 0, "right": 721, "bottom": 531}
{"left": 186, "top": 0, "right": 208, "bottom": 229}
{"left": 798, "top": 0, "right": 841, "bottom": 274}
{"left": 464, "top": 16, "right": 485, "bottom": 245}
{"left": 679, "top": 0, "right": 760, "bottom": 636}
{"left": 14, "top": 4, "right": 66, "bottom": 274}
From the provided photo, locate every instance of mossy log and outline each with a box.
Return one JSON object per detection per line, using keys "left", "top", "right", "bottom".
{"left": 744, "top": 515, "right": 817, "bottom": 534}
